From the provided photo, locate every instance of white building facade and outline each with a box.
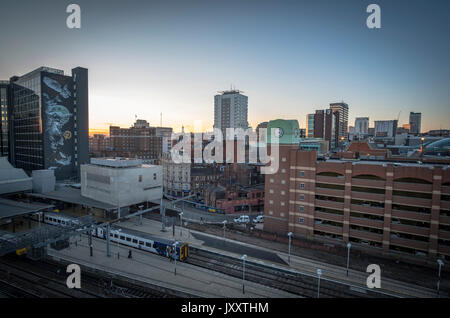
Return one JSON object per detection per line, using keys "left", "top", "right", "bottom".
{"left": 80, "top": 158, "right": 162, "bottom": 208}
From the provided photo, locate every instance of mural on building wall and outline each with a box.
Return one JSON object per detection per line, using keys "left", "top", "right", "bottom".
{"left": 42, "top": 75, "right": 73, "bottom": 170}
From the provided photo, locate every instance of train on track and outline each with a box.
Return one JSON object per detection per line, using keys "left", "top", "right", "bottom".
{"left": 40, "top": 212, "right": 189, "bottom": 261}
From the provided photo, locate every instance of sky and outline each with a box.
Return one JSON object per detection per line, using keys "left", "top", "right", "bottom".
{"left": 0, "top": 0, "right": 449, "bottom": 134}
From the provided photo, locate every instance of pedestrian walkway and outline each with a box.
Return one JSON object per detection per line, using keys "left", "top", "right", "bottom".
{"left": 118, "top": 217, "right": 442, "bottom": 298}
{"left": 49, "top": 234, "right": 296, "bottom": 298}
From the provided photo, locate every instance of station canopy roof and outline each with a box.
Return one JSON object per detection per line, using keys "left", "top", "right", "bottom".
{"left": 29, "top": 187, "right": 117, "bottom": 211}
{"left": 0, "top": 198, "right": 53, "bottom": 220}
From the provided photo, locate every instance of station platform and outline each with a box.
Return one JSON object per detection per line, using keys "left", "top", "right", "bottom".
{"left": 48, "top": 234, "right": 296, "bottom": 298}
{"left": 116, "top": 217, "right": 440, "bottom": 298}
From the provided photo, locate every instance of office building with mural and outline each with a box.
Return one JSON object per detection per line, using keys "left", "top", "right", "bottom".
{"left": 8, "top": 66, "right": 89, "bottom": 180}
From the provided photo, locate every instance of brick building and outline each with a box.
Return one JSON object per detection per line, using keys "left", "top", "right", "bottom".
{"left": 214, "top": 185, "right": 265, "bottom": 214}
{"left": 264, "top": 119, "right": 450, "bottom": 260}
{"left": 89, "top": 134, "right": 110, "bottom": 157}
{"left": 110, "top": 120, "right": 172, "bottom": 160}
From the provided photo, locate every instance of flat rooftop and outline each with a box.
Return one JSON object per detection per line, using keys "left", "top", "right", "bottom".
{"left": 90, "top": 157, "right": 143, "bottom": 168}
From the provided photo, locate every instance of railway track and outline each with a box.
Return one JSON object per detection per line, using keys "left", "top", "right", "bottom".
{"left": 0, "top": 255, "right": 191, "bottom": 298}
{"left": 187, "top": 248, "right": 395, "bottom": 298}
{"left": 0, "top": 256, "right": 100, "bottom": 298}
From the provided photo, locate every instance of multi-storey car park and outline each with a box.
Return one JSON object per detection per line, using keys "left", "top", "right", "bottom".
{"left": 264, "top": 120, "right": 450, "bottom": 261}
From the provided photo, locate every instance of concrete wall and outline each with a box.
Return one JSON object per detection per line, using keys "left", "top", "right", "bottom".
{"left": 80, "top": 164, "right": 162, "bottom": 207}
{"left": 32, "top": 169, "right": 55, "bottom": 193}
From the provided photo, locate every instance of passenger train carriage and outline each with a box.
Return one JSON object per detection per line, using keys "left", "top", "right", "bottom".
{"left": 95, "top": 226, "right": 189, "bottom": 261}
{"left": 40, "top": 212, "right": 189, "bottom": 261}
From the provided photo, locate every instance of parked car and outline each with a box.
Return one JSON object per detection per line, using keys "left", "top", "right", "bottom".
{"left": 234, "top": 215, "right": 250, "bottom": 223}
{"left": 253, "top": 215, "right": 264, "bottom": 223}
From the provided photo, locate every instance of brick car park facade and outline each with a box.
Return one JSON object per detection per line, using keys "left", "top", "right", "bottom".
{"left": 264, "top": 146, "right": 450, "bottom": 260}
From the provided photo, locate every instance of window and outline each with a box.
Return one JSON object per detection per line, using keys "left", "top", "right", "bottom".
{"left": 146, "top": 242, "right": 151, "bottom": 247}
{"left": 300, "top": 194, "right": 305, "bottom": 201}
{"left": 300, "top": 183, "right": 305, "bottom": 189}
{"left": 299, "top": 206, "right": 304, "bottom": 212}
{"left": 138, "top": 175, "right": 142, "bottom": 182}
{"left": 126, "top": 237, "right": 131, "bottom": 242}
{"left": 120, "top": 236, "right": 125, "bottom": 240}
{"left": 132, "top": 239, "right": 138, "bottom": 244}
{"left": 299, "top": 218, "right": 304, "bottom": 224}
{"left": 301, "top": 171, "right": 305, "bottom": 177}
{"left": 153, "top": 173, "right": 157, "bottom": 180}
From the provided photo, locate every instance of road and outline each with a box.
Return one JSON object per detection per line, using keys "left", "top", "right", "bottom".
{"left": 163, "top": 198, "right": 261, "bottom": 225}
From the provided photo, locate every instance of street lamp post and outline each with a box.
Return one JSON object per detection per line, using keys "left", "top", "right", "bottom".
{"left": 179, "top": 212, "right": 184, "bottom": 237}
{"left": 241, "top": 254, "right": 247, "bottom": 294}
{"left": 421, "top": 137, "right": 425, "bottom": 151}
{"left": 173, "top": 242, "right": 178, "bottom": 276}
{"left": 437, "top": 258, "right": 444, "bottom": 296}
{"left": 222, "top": 220, "right": 227, "bottom": 239}
{"left": 317, "top": 268, "right": 322, "bottom": 298}
{"left": 287, "top": 232, "right": 293, "bottom": 265}
{"left": 346, "top": 242, "right": 351, "bottom": 277}
{"left": 138, "top": 205, "right": 144, "bottom": 225}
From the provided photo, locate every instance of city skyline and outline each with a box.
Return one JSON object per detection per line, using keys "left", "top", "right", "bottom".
{"left": 1, "top": 0, "right": 449, "bottom": 134}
